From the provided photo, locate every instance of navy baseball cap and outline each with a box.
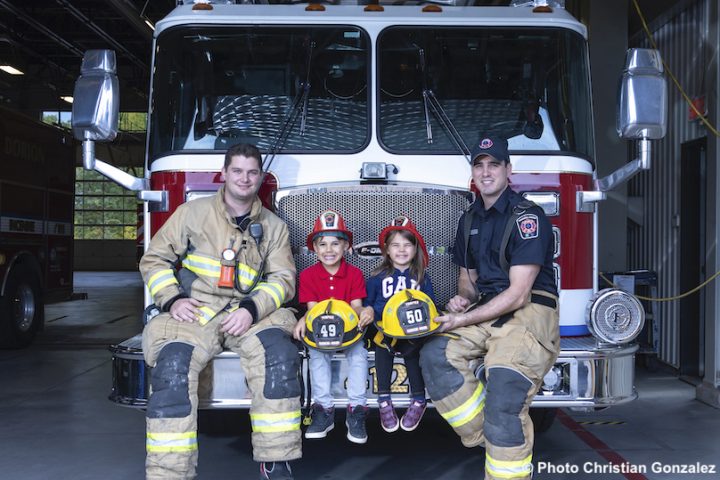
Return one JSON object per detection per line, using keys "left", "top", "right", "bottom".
{"left": 470, "top": 136, "right": 510, "bottom": 164}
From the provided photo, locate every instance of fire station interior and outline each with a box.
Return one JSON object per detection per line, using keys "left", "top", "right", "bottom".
{"left": 1, "top": 1, "right": 720, "bottom": 479}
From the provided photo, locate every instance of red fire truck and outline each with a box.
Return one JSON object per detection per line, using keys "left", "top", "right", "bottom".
{"left": 0, "top": 107, "right": 75, "bottom": 348}
{"left": 71, "top": 1, "right": 666, "bottom": 425}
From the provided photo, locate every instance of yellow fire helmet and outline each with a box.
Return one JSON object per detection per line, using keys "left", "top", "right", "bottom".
{"left": 378, "top": 288, "right": 440, "bottom": 339}
{"left": 303, "top": 299, "right": 363, "bottom": 351}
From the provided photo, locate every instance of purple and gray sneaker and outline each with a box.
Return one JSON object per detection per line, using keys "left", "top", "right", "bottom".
{"left": 378, "top": 399, "right": 399, "bottom": 433}
{"left": 400, "top": 399, "right": 427, "bottom": 432}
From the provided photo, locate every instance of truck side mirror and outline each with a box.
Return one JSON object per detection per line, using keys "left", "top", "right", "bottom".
{"left": 71, "top": 49, "right": 120, "bottom": 145}
{"left": 616, "top": 48, "right": 667, "bottom": 140}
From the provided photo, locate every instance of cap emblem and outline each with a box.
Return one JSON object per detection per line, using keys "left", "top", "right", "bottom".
{"left": 479, "top": 138, "right": 494, "bottom": 149}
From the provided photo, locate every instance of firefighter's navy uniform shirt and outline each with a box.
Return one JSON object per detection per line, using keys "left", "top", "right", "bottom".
{"left": 452, "top": 187, "right": 557, "bottom": 297}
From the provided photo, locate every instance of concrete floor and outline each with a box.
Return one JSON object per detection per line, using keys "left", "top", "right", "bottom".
{"left": 1, "top": 272, "right": 719, "bottom": 479}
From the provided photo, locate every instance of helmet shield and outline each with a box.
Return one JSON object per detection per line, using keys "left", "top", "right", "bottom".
{"left": 311, "top": 314, "right": 344, "bottom": 348}
{"left": 397, "top": 299, "right": 432, "bottom": 336}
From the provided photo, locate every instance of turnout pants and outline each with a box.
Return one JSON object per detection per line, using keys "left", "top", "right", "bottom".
{"left": 420, "top": 293, "right": 559, "bottom": 480}
{"left": 141, "top": 308, "right": 302, "bottom": 480}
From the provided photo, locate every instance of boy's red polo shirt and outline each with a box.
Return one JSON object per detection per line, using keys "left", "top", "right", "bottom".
{"left": 298, "top": 259, "right": 367, "bottom": 304}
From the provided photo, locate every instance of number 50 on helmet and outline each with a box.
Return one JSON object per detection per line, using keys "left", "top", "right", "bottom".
{"left": 378, "top": 289, "right": 440, "bottom": 339}
{"left": 302, "top": 299, "right": 364, "bottom": 351}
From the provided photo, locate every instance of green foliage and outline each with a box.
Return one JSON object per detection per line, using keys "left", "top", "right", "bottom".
{"left": 74, "top": 166, "right": 143, "bottom": 240}
{"left": 43, "top": 111, "right": 146, "bottom": 132}
{"left": 119, "top": 112, "right": 147, "bottom": 132}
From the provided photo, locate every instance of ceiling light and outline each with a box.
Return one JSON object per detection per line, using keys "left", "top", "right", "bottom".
{"left": 0, "top": 65, "right": 24, "bottom": 75}
{"left": 61, "top": 96, "right": 74, "bottom": 104}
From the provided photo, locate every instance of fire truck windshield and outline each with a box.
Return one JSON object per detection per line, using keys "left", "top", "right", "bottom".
{"left": 378, "top": 27, "right": 594, "bottom": 159}
{"left": 149, "top": 26, "right": 370, "bottom": 161}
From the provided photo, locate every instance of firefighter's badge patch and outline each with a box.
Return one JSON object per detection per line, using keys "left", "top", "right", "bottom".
{"left": 516, "top": 213, "right": 539, "bottom": 239}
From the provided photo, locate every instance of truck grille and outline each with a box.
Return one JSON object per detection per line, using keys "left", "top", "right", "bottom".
{"left": 275, "top": 186, "right": 471, "bottom": 307}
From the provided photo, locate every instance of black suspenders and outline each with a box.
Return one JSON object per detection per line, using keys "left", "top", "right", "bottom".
{"left": 462, "top": 199, "right": 539, "bottom": 327}
{"left": 462, "top": 199, "right": 536, "bottom": 277}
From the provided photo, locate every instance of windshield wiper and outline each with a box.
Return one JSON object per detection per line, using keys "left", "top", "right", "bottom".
{"left": 416, "top": 46, "right": 471, "bottom": 163}
{"left": 418, "top": 48, "right": 434, "bottom": 144}
{"left": 299, "top": 40, "right": 315, "bottom": 136}
{"left": 263, "top": 40, "right": 315, "bottom": 173}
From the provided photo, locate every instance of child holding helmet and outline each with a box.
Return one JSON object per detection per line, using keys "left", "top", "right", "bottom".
{"left": 293, "top": 210, "right": 374, "bottom": 444}
{"left": 365, "top": 215, "right": 437, "bottom": 433}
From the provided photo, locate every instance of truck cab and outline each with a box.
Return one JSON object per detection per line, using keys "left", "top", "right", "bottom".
{"left": 71, "top": 0, "right": 666, "bottom": 417}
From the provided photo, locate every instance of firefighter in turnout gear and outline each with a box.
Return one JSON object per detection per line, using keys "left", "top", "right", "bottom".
{"left": 140, "top": 143, "right": 301, "bottom": 480}
{"left": 419, "top": 136, "right": 559, "bottom": 480}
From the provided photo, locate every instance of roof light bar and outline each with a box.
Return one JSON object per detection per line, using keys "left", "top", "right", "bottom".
{"left": 510, "top": 0, "right": 565, "bottom": 9}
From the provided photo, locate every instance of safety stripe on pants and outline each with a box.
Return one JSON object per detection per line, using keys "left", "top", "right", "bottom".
{"left": 485, "top": 453, "right": 533, "bottom": 479}
{"left": 440, "top": 383, "right": 485, "bottom": 428}
{"left": 146, "top": 431, "right": 198, "bottom": 453}
{"left": 250, "top": 411, "right": 302, "bottom": 433}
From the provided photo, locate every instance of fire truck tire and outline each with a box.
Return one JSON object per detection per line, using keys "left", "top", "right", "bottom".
{"left": 529, "top": 407, "right": 557, "bottom": 434}
{"left": 0, "top": 264, "right": 43, "bottom": 349}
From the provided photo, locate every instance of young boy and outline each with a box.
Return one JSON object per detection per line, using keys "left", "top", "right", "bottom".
{"left": 293, "top": 210, "right": 374, "bottom": 444}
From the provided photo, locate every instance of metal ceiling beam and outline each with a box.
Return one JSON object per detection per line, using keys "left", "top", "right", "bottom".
{"left": 0, "top": 30, "right": 73, "bottom": 80}
{"left": 0, "top": 0, "right": 84, "bottom": 57}
{"left": 54, "top": 0, "right": 148, "bottom": 72}
{"left": 104, "top": 0, "right": 154, "bottom": 42}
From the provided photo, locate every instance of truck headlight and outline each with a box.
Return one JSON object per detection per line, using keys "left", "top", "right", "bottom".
{"left": 522, "top": 191, "right": 559, "bottom": 216}
{"left": 586, "top": 288, "right": 644, "bottom": 345}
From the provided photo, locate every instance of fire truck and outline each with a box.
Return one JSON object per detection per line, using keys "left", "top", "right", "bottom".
{"left": 0, "top": 107, "right": 75, "bottom": 348}
{"left": 71, "top": 0, "right": 666, "bottom": 426}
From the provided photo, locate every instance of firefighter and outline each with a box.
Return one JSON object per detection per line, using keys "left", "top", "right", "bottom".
{"left": 419, "top": 136, "right": 559, "bottom": 480}
{"left": 140, "top": 143, "right": 301, "bottom": 480}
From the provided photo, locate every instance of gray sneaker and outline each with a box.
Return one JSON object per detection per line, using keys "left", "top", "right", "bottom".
{"left": 346, "top": 405, "right": 369, "bottom": 444}
{"left": 305, "top": 404, "right": 335, "bottom": 439}
{"left": 259, "top": 461, "right": 293, "bottom": 480}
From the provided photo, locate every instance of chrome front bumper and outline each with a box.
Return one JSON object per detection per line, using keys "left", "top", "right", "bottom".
{"left": 109, "top": 335, "right": 637, "bottom": 411}
{"left": 533, "top": 336, "right": 638, "bottom": 410}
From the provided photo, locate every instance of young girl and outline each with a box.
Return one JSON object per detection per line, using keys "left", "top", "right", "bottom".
{"left": 364, "top": 215, "right": 436, "bottom": 432}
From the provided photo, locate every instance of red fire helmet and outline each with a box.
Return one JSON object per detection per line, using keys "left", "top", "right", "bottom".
{"left": 378, "top": 215, "right": 429, "bottom": 266}
{"left": 306, "top": 210, "right": 354, "bottom": 251}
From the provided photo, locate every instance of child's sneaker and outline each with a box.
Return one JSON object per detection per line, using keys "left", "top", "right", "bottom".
{"left": 259, "top": 461, "right": 293, "bottom": 480}
{"left": 345, "top": 405, "right": 369, "bottom": 444}
{"left": 305, "top": 404, "right": 335, "bottom": 439}
{"left": 378, "top": 399, "right": 399, "bottom": 433}
{"left": 400, "top": 399, "right": 427, "bottom": 432}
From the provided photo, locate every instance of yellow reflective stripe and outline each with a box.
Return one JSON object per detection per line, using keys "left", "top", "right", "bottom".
{"left": 146, "top": 431, "right": 198, "bottom": 453}
{"left": 250, "top": 411, "right": 301, "bottom": 433}
{"left": 182, "top": 254, "right": 221, "bottom": 278}
{"left": 253, "top": 282, "right": 284, "bottom": 308}
{"left": 196, "top": 306, "right": 217, "bottom": 326}
{"left": 441, "top": 383, "right": 485, "bottom": 428}
{"left": 147, "top": 269, "right": 178, "bottom": 296}
{"left": 236, "top": 263, "right": 259, "bottom": 287}
{"left": 485, "top": 454, "right": 533, "bottom": 479}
